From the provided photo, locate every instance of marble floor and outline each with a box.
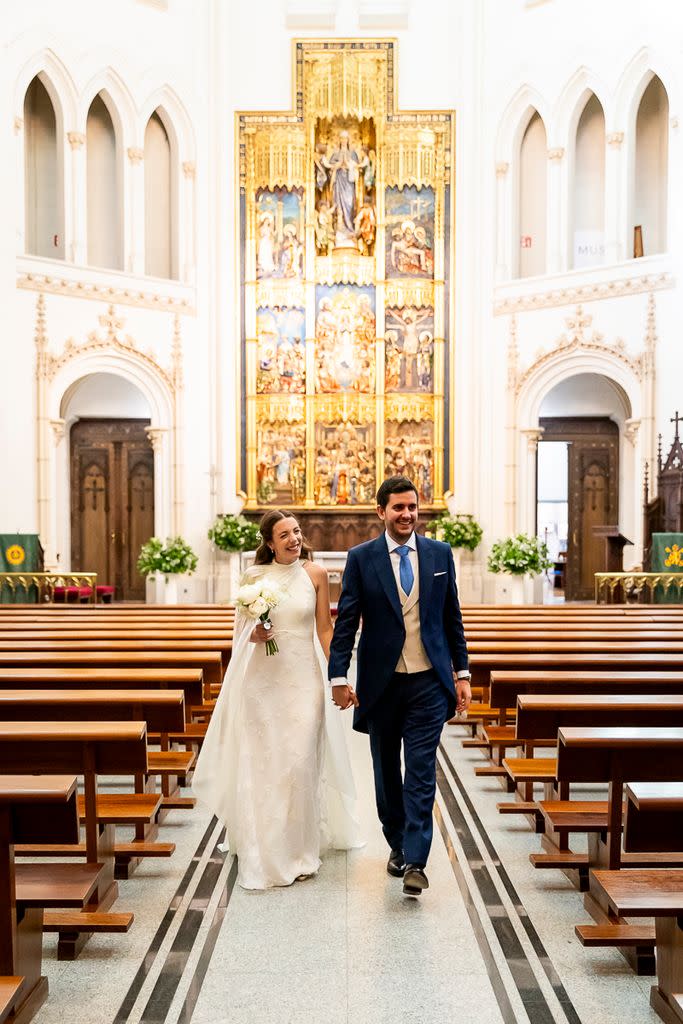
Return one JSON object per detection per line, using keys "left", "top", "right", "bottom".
{"left": 27, "top": 704, "right": 662, "bottom": 1024}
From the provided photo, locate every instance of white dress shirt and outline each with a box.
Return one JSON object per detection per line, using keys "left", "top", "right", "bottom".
{"left": 330, "top": 531, "right": 470, "bottom": 687}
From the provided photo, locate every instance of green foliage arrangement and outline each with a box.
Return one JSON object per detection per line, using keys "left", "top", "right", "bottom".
{"left": 487, "top": 533, "right": 552, "bottom": 577}
{"left": 426, "top": 513, "right": 483, "bottom": 551}
{"left": 137, "top": 536, "right": 198, "bottom": 578}
{"left": 208, "top": 514, "right": 261, "bottom": 553}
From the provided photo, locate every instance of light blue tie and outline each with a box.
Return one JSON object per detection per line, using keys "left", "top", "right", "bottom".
{"left": 395, "top": 545, "right": 414, "bottom": 596}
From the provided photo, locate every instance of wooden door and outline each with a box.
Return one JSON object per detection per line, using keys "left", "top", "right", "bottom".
{"left": 540, "top": 417, "right": 619, "bottom": 601}
{"left": 70, "top": 419, "right": 155, "bottom": 601}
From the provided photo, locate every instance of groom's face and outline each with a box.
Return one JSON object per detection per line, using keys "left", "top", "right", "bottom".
{"left": 378, "top": 490, "right": 418, "bottom": 543}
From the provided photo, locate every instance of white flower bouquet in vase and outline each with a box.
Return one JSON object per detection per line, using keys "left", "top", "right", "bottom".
{"left": 236, "top": 578, "right": 286, "bottom": 655}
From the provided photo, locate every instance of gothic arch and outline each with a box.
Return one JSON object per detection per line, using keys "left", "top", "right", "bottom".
{"left": 14, "top": 49, "right": 77, "bottom": 128}
{"left": 556, "top": 69, "right": 610, "bottom": 151}
{"left": 495, "top": 85, "right": 552, "bottom": 163}
{"left": 78, "top": 68, "right": 136, "bottom": 143}
{"left": 615, "top": 49, "right": 676, "bottom": 131}
{"left": 139, "top": 85, "right": 195, "bottom": 163}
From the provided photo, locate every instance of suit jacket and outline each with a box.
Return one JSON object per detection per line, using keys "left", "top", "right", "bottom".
{"left": 328, "top": 533, "right": 469, "bottom": 733}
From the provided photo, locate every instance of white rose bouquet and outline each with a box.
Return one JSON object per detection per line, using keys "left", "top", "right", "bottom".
{"left": 236, "top": 578, "right": 286, "bottom": 656}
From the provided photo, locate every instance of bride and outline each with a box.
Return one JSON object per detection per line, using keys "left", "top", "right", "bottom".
{"left": 193, "top": 509, "right": 361, "bottom": 890}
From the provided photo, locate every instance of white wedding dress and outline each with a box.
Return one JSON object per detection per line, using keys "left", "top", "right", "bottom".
{"left": 193, "top": 559, "right": 362, "bottom": 889}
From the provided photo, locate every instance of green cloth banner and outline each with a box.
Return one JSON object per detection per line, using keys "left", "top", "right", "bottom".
{"left": 651, "top": 532, "right": 683, "bottom": 604}
{"left": 0, "top": 534, "right": 43, "bottom": 604}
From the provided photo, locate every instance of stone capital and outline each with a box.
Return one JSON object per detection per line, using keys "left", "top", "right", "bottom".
{"left": 13, "top": 116, "right": 23, "bottom": 135}
{"left": 495, "top": 161, "right": 509, "bottom": 178}
{"left": 547, "top": 147, "right": 565, "bottom": 162}
{"left": 127, "top": 147, "right": 144, "bottom": 165}
{"left": 144, "top": 426, "right": 167, "bottom": 452}
{"left": 182, "top": 160, "right": 196, "bottom": 180}
{"left": 67, "top": 131, "right": 85, "bottom": 150}
{"left": 607, "top": 131, "right": 624, "bottom": 148}
{"left": 521, "top": 427, "right": 545, "bottom": 452}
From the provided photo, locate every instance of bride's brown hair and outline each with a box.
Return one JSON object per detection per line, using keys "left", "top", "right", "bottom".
{"left": 253, "top": 509, "right": 314, "bottom": 565}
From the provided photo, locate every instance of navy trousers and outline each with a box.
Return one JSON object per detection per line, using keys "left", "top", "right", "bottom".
{"left": 366, "top": 669, "right": 449, "bottom": 867}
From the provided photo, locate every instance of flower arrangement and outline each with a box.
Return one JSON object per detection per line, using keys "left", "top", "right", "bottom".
{"left": 487, "top": 533, "right": 552, "bottom": 577}
{"left": 208, "top": 513, "right": 261, "bottom": 553}
{"left": 137, "top": 536, "right": 198, "bottom": 579}
{"left": 427, "top": 513, "right": 483, "bottom": 551}
{"left": 236, "top": 578, "right": 286, "bottom": 655}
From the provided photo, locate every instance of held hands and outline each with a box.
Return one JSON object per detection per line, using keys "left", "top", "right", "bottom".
{"left": 331, "top": 684, "right": 359, "bottom": 710}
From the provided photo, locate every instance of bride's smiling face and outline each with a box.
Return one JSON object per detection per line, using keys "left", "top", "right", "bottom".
{"left": 270, "top": 517, "right": 303, "bottom": 563}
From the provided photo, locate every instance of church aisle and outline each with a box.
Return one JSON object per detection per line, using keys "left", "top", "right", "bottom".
{"left": 28, "top": 716, "right": 662, "bottom": 1024}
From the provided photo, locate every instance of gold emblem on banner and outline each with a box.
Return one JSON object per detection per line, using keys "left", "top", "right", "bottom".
{"left": 6, "top": 545, "right": 25, "bottom": 566}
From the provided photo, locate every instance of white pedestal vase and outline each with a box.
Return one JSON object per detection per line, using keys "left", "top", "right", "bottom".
{"left": 493, "top": 573, "right": 545, "bottom": 605}
{"left": 214, "top": 550, "right": 243, "bottom": 604}
{"left": 146, "top": 572, "right": 180, "bottom": 605}
{"left": 494, "top": 574, "right": 526, "bottom": 605}
{"left": 451, "top": 548, "right": 483, "bottom": 604}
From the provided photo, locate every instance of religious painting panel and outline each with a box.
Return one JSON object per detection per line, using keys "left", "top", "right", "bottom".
{"left": 315, "top": 285, "right": 376, "bottom": 394}
{"left": 256, "top": 399, "right": 307, "bottom": 505}
{"left": 385, "top": 398, "right": 434, "bottom": 505}
{"left": 256, "top": 306, "right": 306, "bottom": 394}
{"left": 255, "top": 187, "right": 304, "bottom": 280}
{"left": 314, "top": 405, "right": 376, "bottom": 507}
{"left": 385, "top": 186, "right": 435, "bottom": 279}
{"left": 314, "top": 118, "right": 376, "bottom": 256}
{"left": 385, "top": 306, "right": 434, "bottom": 392}
{"left": 239, "top": 41, "right": 453, "bottom": 518}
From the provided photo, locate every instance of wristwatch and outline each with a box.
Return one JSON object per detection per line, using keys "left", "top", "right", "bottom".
{"left": 456, "top": 671, "right": 472, "bottom": 681}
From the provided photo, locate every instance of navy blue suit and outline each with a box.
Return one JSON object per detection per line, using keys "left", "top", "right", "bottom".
{"left": 328, "top": 533, "right": 469, "bottom": 866}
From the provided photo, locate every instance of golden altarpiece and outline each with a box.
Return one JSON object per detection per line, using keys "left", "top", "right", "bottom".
{"left": 238, "top": 40, "right": 454, "bottom": 548}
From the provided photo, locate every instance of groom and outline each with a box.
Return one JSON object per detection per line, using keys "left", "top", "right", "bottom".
{"left": 329, "top": 476, "right": 471, "bottom": 896}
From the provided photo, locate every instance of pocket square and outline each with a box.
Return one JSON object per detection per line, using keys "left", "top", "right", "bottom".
{"left": 433, "top": 571, "right": 447, "bottom": 576}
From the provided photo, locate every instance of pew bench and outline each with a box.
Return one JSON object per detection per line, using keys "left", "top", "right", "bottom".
{"left": 0, "top": 775, "right": 108, "bottom": 1023}
{"left": 0, "top": 722, "right": 148, "bottom": 960}
{"left": 0, "top": 689, "right": 192, "bottom": 875}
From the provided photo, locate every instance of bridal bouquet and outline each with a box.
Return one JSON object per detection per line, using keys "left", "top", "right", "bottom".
{"left": 236, "top": 578, "right": 286, "bottom": 655}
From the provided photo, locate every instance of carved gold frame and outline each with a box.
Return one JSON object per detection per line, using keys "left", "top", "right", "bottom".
{"left": 235, "top": 39, "right": 456, "bottom": 510}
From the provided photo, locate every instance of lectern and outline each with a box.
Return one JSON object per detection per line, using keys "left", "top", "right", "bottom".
{"left": 592, "top": 526, "right": 633, "bottom": 573}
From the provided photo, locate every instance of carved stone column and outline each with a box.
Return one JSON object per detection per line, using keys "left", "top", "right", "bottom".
{"left": 14, "top": 118, "right": 25, "bottom": 255}
{"left": 546, "top": 147, "right": 565, "bottom": 274}
{"left": 495, "top": 161, "right": 510, "bottom": 282}
{"left": 605, "top": 131, "right": 625, "bottom": 264}
{"left": 182, "top": 161, "right": 196, "bottom": 285}
{"left": 67, "top": 131, "right": 86, "bottom": 263}
{"left": 520, "top": 427, "right": 544, "bottom": 534}
{"left": 127, "top": 146, "right": 145, "bottom": 275}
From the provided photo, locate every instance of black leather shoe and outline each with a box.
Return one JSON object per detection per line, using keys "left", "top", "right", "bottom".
{"left": 387, "top": 849, "right": 406, "bottom": 877}
{"left": 403, "top": 865, "right": 429, "bottom": 895}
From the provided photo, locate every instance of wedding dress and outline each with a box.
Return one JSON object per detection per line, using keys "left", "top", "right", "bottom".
{"left": 193, "top": 559, "right": 361, "bottom": 890}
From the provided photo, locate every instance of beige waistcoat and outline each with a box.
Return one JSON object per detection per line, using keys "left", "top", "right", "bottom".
{"left": 395, "top": 567, "right": 433, "bottom": 674}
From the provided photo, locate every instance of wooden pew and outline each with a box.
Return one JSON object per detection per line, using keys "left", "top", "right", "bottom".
{"left": 0, "top": 652, "right": 223, "bottom": 695}
{"left": 555, "top": 726, "right": 683, "bottom": 973}
{"left": 592, "top": 785, "right": 683, "bottom": 1022}
{"left": 0, "top": 689, "right": 187, "bottom": 877}
{"left": 511, "top": 697, "right": 683, "bottom": 883}
{"left": 0, "top": 722, "right": 149, "bottom": 960}
{"left": 0, "top": 775, "right": 104, "bottom": 1021}
{"left": 0, "top": 639, "right": 232, "bottom": 674}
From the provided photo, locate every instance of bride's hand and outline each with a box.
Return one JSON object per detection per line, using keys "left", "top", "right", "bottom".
{"left": 250, "top": 622, "right": 271, "bottom": 644}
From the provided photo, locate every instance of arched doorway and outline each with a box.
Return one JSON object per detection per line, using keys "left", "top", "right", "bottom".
{"left": 63, "top": 373, "right": 154, "bottom": 601}
{"left": 537, "top": 372, "right": 631, "bottom": 601}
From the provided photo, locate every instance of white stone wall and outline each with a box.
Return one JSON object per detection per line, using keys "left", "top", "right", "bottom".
{"left": 0, "top": 0, "right": 680, "bottom": 598}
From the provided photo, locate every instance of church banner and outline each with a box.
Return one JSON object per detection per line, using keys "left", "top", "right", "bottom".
{"left": 0, "top": 533, "right": 43, "bottom": 604}
{"left": 651, "top": 532, "right": 683, "bottom": 604}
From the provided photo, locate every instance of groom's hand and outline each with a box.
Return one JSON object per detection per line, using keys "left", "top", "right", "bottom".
{"left": 455, "top": 678, "right": 472, "bottom": 713}
{"left": 332, "top": 684, "right": 359, "bottom": 710}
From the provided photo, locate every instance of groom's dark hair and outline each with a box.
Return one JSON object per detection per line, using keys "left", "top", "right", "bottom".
{"left": 376, "top": 475, "right": 419, "bottom": 509}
